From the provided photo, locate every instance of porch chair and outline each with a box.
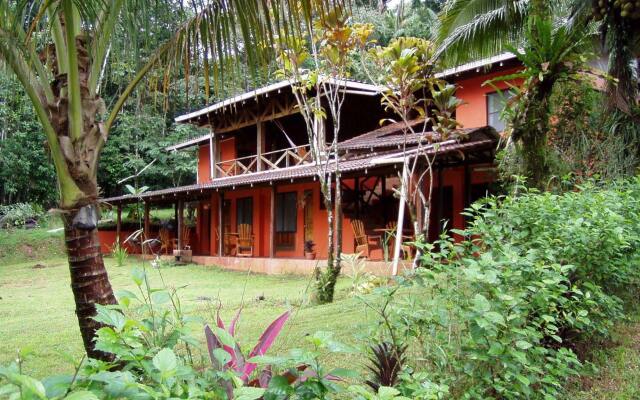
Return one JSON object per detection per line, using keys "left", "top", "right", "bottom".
{"left": 172, "top": 225, "right": 191, "bottom": 250}
{"left": 351, "top": 219, "right": 381, "bottom": 259}
{"left": 385, "top": 221, "right": 415, "bottom": 259}
{"left": 158, "top": 228, "right": 172, "bottom": 255}
{"left": 224, "top": 232, "right": 237, "bottom": 256}
{"left": 236, "top": 224, "right": 254, "bottom": 257}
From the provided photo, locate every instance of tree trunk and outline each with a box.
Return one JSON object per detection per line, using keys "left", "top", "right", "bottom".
{"left": 515, "top": 77, "right": 555, "bottom": 189}
{"left": 325, "top": 175, "right": 343, "bottom": 303}
{"left": 62, "top": 206, "right": 117, "bottom": 361}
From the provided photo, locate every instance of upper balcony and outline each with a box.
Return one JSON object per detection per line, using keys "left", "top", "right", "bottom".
{"left": 215, "top": 144, "right": 313, "bottom": 177}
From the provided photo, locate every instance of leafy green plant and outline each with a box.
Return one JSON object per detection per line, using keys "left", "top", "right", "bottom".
{"left": 0, "top": 265, "right": 229, "bottom": 399}
{"left": 342, "top": 252, "right": 386, "bottom": 295}
{"left": 0, "top": 203, "right": 44, "bottom": 228}
{"left": 369, "top": 178, "right": 640, "bottom": 399}
{"left": 204, "top": 308, "right": 291, "bottom": 385}
{"left": 365, "top": 342, "right": 407, "bottom": 391}
{"left": 349, "top": 385, "right": 412, "bottom": 400}
{"left": 253, "top": 331, "right": 358, "bottom": 400}
{"left": 110, "top": 242, "right": 128, "bottom": 267}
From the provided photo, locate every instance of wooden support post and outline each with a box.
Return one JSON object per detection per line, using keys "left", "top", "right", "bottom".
{"left": 463, "top": 164, "right": 471, "bottom": 227}
{"left": 381, "top": 175, "right": 387, "bottom": 221}
{"left": 437, "top": 167, "right": 444, "bottom": 235}
{"left": 143, "top": 202, "right": 150, "bottom": 254}
{"left": 218, "top": 192, "right": 224, "bottom": 256}
{"left": 143, "top": 202, "right": 150, "bottom": 236}
{"left": 392, "top": 163, "right": 409, "bottom": 276}
{"left": 174, "top": 203, "right": 178, "bottom": 227}
{"left": 269, "top": 185, "right": 276, "bottom": 258}
{"left": 116, "top": 205, "right": 122, "bottom": 245}
{"left": 209, "top": 130, "right": 216, "bottom": 180}
{"left": 177, "top": 200, "right": 184, "bottom": 251}
{"left": 354, "top": 177, "right": 360, "bottom": 218}
{"left": 415, "top": 169, "right": 423, "bottom": 234}
{"left": 257, "top": 121, "right": 265, "bottom": 172}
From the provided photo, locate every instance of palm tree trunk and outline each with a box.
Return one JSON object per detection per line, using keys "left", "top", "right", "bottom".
{"left": 62, "top": 205, "right": 118, "bottom": 361}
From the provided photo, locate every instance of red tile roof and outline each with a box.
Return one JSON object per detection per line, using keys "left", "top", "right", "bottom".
{"left": 101, "top": 126, "right": 497, "bottom": 205}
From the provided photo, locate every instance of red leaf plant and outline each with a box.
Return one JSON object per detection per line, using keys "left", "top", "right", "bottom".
{"left": 204, "top": 308, "right": 291, "bottom": 384}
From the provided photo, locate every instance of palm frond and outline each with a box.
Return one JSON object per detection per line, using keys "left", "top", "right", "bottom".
{"left": 105, "top": 0, "right": 347, "bottom": 128}
{"left": 436, "top": 0, "right": 528, "bottom": 65}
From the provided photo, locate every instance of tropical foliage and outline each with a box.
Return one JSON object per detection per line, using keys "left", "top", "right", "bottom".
{"left": 369, "top": 177, "right": 640, "bottom": 398}
{"left": 0, "top": 0, "right": 347, "bottom": 360}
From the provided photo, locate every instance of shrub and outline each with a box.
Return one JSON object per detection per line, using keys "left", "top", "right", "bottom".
{"left": 110, "top": 242, "right": 128, "bottom": 267}
{"left": 0, "top": 203, "right": 45, "bottom": 228}
{"left": 375, "top": 179, "right": 640, "bottom": 399}
{"left": 0, "top": 266, "right": 353, "bottom": 399}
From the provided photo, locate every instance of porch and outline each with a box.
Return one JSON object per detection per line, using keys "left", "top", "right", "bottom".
{"left": 99, "top": 125, "right": 499, "bottom": 273}
{"left": 138, "top": 254, "right": 407, "bottom": 276}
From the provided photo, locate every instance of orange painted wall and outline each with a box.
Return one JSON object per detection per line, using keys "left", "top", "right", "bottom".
{"left": 427, "top": 164, "right": 496, "bottom": 233}
{"left": 98, "top": 230, "right": 136, "bottom": 254}
{"left": 221, "top": 187, "right": 271, "bottom": 257}
{"left": 197, "top": 181, "right": 357, "bottom": 259}
{"left": 454, "top": 67, "right": 523, "bottom": 129}
{"left": 197, "top": 145, "right": 211, "bottom": 183}
{"left": 219, "top": 137, "right": 236, "bottom": 162}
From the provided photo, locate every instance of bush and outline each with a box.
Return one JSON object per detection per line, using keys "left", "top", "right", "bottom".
{"left": 375, "top": 179, "right": 640, "bottom": 399}
{"left": 0, "top": 203, "right": 45, "bottom": 228}
{"left": 0, "top": 266, "right": 352, "bottom": 399}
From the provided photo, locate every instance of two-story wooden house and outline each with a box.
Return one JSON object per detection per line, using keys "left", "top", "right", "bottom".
{"left": 99, "top": 54, "right": 521, "bottom": 274}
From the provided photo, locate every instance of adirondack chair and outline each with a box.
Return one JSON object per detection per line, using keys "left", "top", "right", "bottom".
{"left": 351, "top": 219, "right": 381, "bottom": 259}
{"left": 158, "top": 228, "right": 172, "bottom": 255}
{"left": 385, "top": 221, "right": 415, "bottom": 259}
{"left": 224, "top": 230, "right": 236, "bottom": 256}
{"left": 236, "top": 223, "right": 254, "bottom": 257}
{"left": 172, "top": 225, "right": 191, "bottom": 250}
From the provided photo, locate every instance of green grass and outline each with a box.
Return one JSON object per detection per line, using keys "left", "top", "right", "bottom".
{"left": 0, "top": 253, "right": 376, "bottom": 379}
{"left": 0, "top": 227, "right": 64, "bottom": 265}
{"left": 2, "top": 228, "right": 639, "bottom": 396}
{"left": 564, "top": 313, "right": 640, "bottom": 400}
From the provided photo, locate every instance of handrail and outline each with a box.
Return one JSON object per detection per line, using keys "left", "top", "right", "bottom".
{"left": 215, "top": 144, "right": 312, "bottom": 177}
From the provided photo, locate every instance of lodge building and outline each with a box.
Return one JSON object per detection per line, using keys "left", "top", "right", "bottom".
{"left": 99, "top": 53, "right": 522, "bottom": 274}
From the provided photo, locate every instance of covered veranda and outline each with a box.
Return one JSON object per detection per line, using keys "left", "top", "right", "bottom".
{"left": 99, "top": 125, "right": 499, "bottom": 274}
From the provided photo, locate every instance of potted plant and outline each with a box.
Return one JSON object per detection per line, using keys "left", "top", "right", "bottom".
{"left": 304, "top": 240, "right": 316, "bottom": 260}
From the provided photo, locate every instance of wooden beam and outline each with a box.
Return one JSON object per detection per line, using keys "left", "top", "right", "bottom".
{"left": 116, "top": 205, "right": 122, "bottom": 245}
{"left": 177, "top": 200, "right": 184, "bottom": 251}
{"left": 269, "top": 185, "right": 276, "bottom": 258}
{"left": 143, "top": 202, "right": 150, "bottom": 254}
{"left": 437, "top": 167, "right": 444, "bottom": 236}
{"left": 218, "top": 192, "right": 224, "bottom": 256}
{"left": 414, "top": 168, "right": 423, "bottom": 233}
{"left": 212, "top": 97, "right": 297, "bottom": 134}
{"left": 209, "top": 130, "right": 215, "bottom": 180}
{"left": 256, "top": 121, "right": 265, "bottom": 171}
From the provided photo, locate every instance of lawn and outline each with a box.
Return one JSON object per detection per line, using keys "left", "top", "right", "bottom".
{"left": 564, "top": 313, "right": 640, "bottom": 400}
{"left": 0, "top": 243, "right": 376, "bottom": 379}
{"left": 2, "top": 228, "right": 639, "bottom": 398}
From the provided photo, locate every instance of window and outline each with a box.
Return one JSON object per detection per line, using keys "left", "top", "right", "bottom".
{"left": 275, "top": 192, "right": 297, "bottom": 249}
{"left": 486, "top": 90, "right": 514, "bottom": 132}
{"left": 276, "top": 192, "right": 297, "bottom": 232}
{"left": 236, "top": 197, "right": 253, "bottom": 227}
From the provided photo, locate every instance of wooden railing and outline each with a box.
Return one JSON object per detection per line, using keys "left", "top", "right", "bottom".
{"left": 215, "top": 144, "right": 313, "bottom": 177}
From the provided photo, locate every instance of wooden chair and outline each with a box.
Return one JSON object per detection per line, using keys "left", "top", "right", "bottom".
{"left": 172, "top": 225, "right": 191, "bottom": 250}
{"left": 351, "top": 219, "right": 381, "bottom": 259}
{"left": 158, "top": 228, "right": 172, "bottom": 255}
{"left": 236, "top": 224, "right": 254, "bottom": 257}
{"left": 385, "top": 221, "right": 415, "bottom": 259}
{"left": 224, "top": 232, "right": 237, "bottom": 256}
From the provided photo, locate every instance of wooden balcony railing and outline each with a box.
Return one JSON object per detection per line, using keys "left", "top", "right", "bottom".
{"left": 215, "top": 144, "right": 313, "bottom": 178}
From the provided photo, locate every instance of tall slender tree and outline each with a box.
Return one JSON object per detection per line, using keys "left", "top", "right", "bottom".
{"left": 0, "top": 0, "right": 342, "bottom": 360}
{"left": 435, "top": 0, "right": 599, "bottom": 187}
